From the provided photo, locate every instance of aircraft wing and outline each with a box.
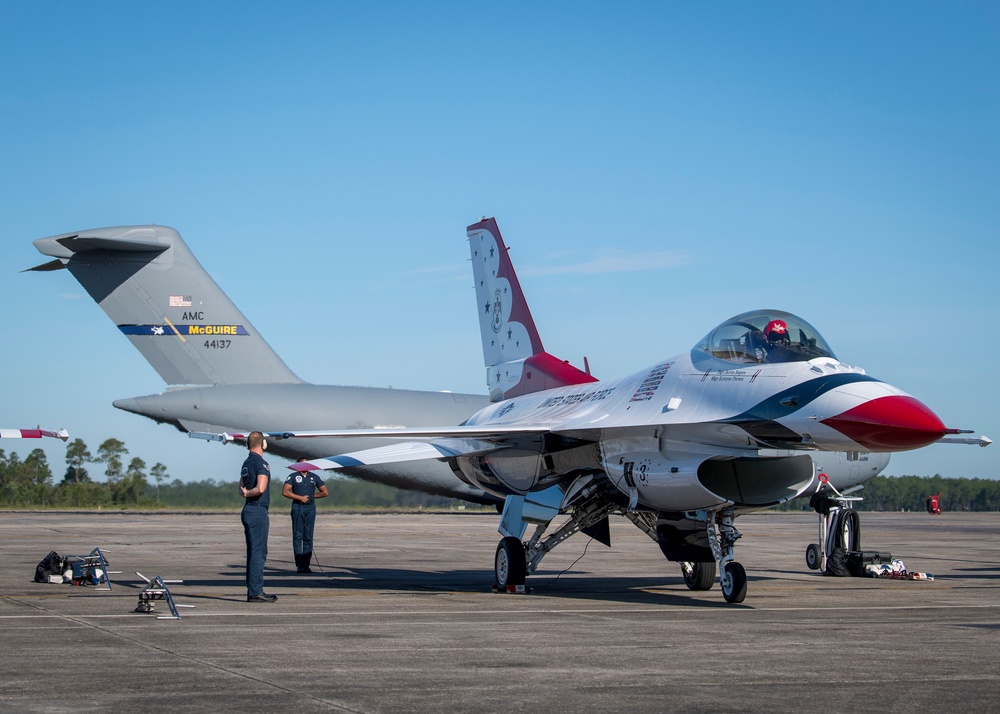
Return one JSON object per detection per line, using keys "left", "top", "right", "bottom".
{"left": 0, "top": 428, "right": 69, "bottom": 441}
{"left": 287, "top": 439, "right": 505, "bottom": 472}
{"left": 192, "top": 419, "right": 770, "bottom": 475}
{"left": 189, "top": 424, "right": 559, "bottom": 444}
{"left": 190, "top": 424, "right": 579, "bottom": 474}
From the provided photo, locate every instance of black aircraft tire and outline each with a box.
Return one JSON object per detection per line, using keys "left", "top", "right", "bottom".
{"left": 681, "top": 561, "right": 716, "bottom": 590}
{"left": 721, "top": 562, "right": 748, "bottom": 604}
{"left": 495, "top": 536, "right": 526, "bottom": 587}
{"left": 805, "top": 543, "right": 822, "bottom": 570}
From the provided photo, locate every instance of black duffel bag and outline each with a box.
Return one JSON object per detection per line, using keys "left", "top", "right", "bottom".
{"left": 33, "top": 551, "right": 63, "bottom": 583}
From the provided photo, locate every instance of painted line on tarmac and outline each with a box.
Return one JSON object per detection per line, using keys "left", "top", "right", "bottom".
{"left": 2, "top": 601, "right": 997, "bottom": 622}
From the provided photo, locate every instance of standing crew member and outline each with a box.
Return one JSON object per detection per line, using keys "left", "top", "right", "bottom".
{"left": 240, "top": 431, "right": 276, "bottom": 602}
{"left": 282, "top": 459, "right": 329, "bottom": 573}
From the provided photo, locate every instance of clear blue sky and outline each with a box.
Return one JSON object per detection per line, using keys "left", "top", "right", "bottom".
{"left": 2, "top": 2, "right": 997, "bottom": 485}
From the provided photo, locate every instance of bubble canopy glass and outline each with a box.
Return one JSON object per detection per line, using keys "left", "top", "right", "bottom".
{"left": 696, "top": 309, "right": 837, "bottom": 365}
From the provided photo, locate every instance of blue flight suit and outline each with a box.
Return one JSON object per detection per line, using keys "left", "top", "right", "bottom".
{"left": 240, "top": 451, "right": 271, "bottom": 598}
{"left": 284, "top": 471, "right": 326, "bottom": 572}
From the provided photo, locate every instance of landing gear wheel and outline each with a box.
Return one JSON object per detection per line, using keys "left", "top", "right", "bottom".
{"left": 680, "top": 561, "right": 716, "bottom": 590}
{"left": 495, "top": 536, "right": 526, "bottom": 588}
{"left": 805, "top": 543, "right": 822, "bottom": 571}
{"left": 720, "top": 561, "right": 747, "bottom": 604}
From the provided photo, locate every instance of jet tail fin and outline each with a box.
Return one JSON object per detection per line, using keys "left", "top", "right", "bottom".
{"left": 467, "top": 217, "right": 596, "bottom": 401}
{"left": 30, "top": 225, "right": 301, "bottom": 387}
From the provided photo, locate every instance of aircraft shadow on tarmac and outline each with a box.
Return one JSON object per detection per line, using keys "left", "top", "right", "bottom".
{"left": 947, "top": 566, "right": 1000, "bottom": 580}
{"left": 147, "top": 562, "right": 751, "bottom": 608}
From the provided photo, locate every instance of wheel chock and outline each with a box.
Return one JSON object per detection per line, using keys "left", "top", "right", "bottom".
{"left": 491, "top": 583, "right": 532, "bottom": 594}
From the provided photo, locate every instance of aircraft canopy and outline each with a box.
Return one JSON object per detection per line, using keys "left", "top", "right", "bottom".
{"left": 696, "top": 309, "right": 837, "bottom": 365}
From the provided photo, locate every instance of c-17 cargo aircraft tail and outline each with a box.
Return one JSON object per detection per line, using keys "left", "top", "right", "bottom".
{"left": 29, "top": 225, "right": 497, "bottom": 504}
{"left": 31, "top": 226, "right": 299, "bottom": 388}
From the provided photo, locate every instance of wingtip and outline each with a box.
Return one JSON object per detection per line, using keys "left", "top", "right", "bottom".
{"left": 288, "top": 462, "right": 318, "bottom": 472}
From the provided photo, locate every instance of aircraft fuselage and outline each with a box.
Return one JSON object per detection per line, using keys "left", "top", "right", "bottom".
{"left": 455, "top": 348, "right": 934, "bottom": 511}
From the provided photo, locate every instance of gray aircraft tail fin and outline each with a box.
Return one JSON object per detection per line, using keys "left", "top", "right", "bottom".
{"left": 29, "top": 225, "right": 301, "bottom": 386}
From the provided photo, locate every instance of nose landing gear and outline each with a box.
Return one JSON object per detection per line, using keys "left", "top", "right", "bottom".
{"left": 720, "top": 561, "right": 747, "bottom": 603}
{"left": 707, "top": 509, "right": 746, "bottom": 604}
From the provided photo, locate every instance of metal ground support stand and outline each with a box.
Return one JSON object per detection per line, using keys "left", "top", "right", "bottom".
{"left": 133, "top": 572, "right": 195, "bottom": 620}
{"left": 65, "top": 547, "right": 119, "bottom": 590}
{"left": 806, "top": 474, "right": 863, "bottom": 572}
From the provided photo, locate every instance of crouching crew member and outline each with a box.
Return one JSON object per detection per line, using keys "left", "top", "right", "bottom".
{"left": 282, "top": 460, "right": 329, "bottom": 573}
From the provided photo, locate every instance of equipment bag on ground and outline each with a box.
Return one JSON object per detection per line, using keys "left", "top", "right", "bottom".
{"left": 33, "top": 551, "right": 63, "bottom": 583}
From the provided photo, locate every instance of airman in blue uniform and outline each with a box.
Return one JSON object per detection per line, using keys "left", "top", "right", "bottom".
{"left": 240, "top": 431, "right": 276, "bottom": 602}
{"left": 282, "top": 461, "right": 329, "bottom": 573}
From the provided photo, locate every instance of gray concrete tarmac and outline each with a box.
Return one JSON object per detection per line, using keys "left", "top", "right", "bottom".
{"left": 1, "top": 510, "right": 998, "bottom": 713}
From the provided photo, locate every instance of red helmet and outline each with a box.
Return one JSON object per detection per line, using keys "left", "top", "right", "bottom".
{"left": 764, "top": 319, "right": 789, "bottom": 342}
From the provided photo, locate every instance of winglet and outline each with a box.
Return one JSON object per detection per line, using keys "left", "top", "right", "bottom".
{"left": 467, "top": 218, "right": 597, "bottom": 401}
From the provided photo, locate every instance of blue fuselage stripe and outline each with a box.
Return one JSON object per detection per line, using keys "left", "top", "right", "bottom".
{"left": 725, "top": 373, "right": 881, "bottom": 423}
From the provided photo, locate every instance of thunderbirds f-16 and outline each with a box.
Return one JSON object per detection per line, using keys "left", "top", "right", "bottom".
{"left": 31, "top": 219, "right": 988, "bottom": 602}
{"left": 189, "top": 218, "right": 989, "bottom": 603}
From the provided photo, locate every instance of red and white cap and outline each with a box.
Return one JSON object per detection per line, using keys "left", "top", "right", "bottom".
{"left": 764, "top": 319, "right": 788, "bottom": 339}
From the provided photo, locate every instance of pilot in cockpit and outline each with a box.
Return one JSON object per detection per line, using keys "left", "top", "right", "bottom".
{"left": 746, "top": 319, "right": 790, "bottom": 363}
{"left": 702, "top": 310, "right": 835, "bottom": 365}
{"left": 759, "top": 319, "right": 791, "bottom": 361}
{"left": 764, "top": 319, "right": 790, "bottom": 346}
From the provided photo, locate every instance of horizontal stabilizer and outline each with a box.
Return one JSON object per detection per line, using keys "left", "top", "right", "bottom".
{"left": 23, "top": 259, "right": 66, "bottom": 273}
{"left": 56, "top": 234, "right": 170, "bottom": 254}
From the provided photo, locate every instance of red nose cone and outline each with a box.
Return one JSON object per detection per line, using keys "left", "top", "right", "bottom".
{"left": 821, "top": 396, "right": 948, "bottom": 450}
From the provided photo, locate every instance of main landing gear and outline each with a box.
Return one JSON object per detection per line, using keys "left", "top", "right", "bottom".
{"left": 661, "top": 509, "right": 748, "bottom": 603}
{"left": 494, "top": 536, "right": 527, "bottom": 589}
{"left": 492, "top": 483, "right": 619, "bottom": 591}
{"left": 680, "top": 560, "right": 715, "bottom": 590}
{"left": 492, "top": 486, "right": 750, "bottom": 604}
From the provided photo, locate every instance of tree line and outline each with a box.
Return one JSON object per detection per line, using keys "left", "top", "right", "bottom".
{"left": 0, "top": 438, "right": 467, "bottom": 509}
{"left": 1, "top": 439, "right": 998, "bottom": 510}
{"left": 775, "top": 474, "right": 1000, "bottom": 513}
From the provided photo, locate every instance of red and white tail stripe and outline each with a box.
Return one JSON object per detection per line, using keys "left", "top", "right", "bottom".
{"left": 467, "top": 217, "right": 596, "bottom": 401}
{"left": 0, "top": 428, "right": 69, "bottom": 441}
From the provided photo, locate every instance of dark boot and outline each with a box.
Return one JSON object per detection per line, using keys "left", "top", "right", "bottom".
{"left": 300, "top": 551, "right": 313, "bottom": 573}
{"left": 294, "top": 553, "right": 307, "bottom": 572}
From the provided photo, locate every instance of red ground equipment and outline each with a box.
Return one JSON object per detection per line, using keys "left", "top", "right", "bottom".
{"left": 926, "top": 492, "right": 942, "bottom": 515}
